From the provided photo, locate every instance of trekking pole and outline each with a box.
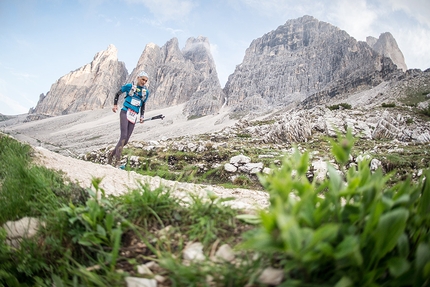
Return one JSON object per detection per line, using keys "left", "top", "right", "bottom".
{"left": 142, "top": 114, "right": 165, "bottom": 121}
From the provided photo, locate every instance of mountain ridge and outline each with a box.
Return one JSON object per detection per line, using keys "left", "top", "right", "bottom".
{"left": 25, "top": 15, "right": 412, "bottom": 121}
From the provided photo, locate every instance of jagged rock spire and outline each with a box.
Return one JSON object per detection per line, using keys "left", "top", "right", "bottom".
{"left": 27, "top": 45, "right": 127, "bottom": 120}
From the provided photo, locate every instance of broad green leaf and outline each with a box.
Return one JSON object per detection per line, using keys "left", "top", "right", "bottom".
{"left": 110, "top": 228, "right": 122, "bottom": 270}
{"left": 315, "top": 241, "right": 334, "bottom": 256}
{"left": 417, "top": 170, "right": 430, "bottom": 215}
{"left": 278, "top": 215, "right": 302, "bottom": 254}
{"left": 387, "top": 257, "right": 410, "bottom": 277}
{"left": 392, "top": 194, "right": 410, "bottom": 207}
{"left": 82, "top": 232, "right": 101, "bottom": 245}
{"left": 4, "top": 276, "right": 20, "bottom": 287}
{"left": 415, "top": 243, "right": 430, "bottom": 276}
{"left": 327, "top": 164, "right": 343, "bottom": 195}
{"left": 334, "top": 235, "right": 362, "bottom": 266}
{"left": 51, "top": 274, "right": 65, "bottom": 287}
{"left": 424, "top": 262, "right": 430, "bottom": 279}
{"left": 334, "top": 276, "right": 353, "bottom": 287}
{"left": 97, "top": 224, "right": 106, "bottom": 239}
{"left": 81, "top": 213, "right": 94, "bottom": 227}
{"left": 397, "top": 233, "right": 409, "bottom": 258}
{"left": 77, "top": 239, "right": 93, "bottom": 246}
{"left": 236, "top": 214, "right": 261, "bottom": 225}
{"left": 309, "top": 223, "right": 339, "bottom": 247}
{"left": 302, "top": 250, "right": 322, "bottom": 263}
{"left": 260, "top": 211, "right": 276, "bottom": 232}
{"left": 340, "top": 204, "right": 360, "bottom": 224}
{"left": 297, "top": 151, "right": 309, "bottom": 175}
{"left": 372, "top": 208, "right": 409, "bottom": 262}
{"left": 105, "top": 212, "right": 114, "bottom": 233}
{"left": 362, "top": 201, "right": 384, "bottom": 239}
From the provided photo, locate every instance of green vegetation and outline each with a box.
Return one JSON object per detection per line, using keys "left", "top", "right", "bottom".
{"left": 1, "top": 131, "right": 429, "bottom": 286}
{"left": 243, "top": 129, "right": 430, "bottom": 286}
{"left": 122, "top": 145, "right": 269, "bottom": 190}
{"left": 327, "top": 103, "right": 352, "bottom": 110}
{"left": 420, "top": 104, "right": 430, "bottom": 117}
{"left": 0, "top": 135, "right": 87, "bottom": 224}
{"left": 400, "top": 88, "right": 430, "bottom": 107}
{"left": 382, "top": 102, "right": 397, "bottom": 108}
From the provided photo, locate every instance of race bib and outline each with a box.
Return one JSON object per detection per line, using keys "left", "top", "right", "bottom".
{"left": 131, "top": 97, "right": 141, "bottom": 106}
{"left": 126, "top": 108, "right": 138, "bottom": 124}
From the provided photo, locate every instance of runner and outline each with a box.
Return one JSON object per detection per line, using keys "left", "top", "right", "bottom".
{"left": 108, "top": 71, "right": 150, "bottom": 168}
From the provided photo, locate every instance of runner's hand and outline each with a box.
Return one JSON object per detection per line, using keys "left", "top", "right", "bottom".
{"left": 140, "top": 117, "right": 144, "bottom": 123}
{"left": 112, "top": 105, "right": 118, "bottom": 113}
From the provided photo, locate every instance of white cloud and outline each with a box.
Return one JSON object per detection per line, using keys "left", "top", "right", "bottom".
{"left": 326, "top": 0, "right": 378, "bottom": 41}
{"left": 125, "top": 0, "right": 196, "bottom": 21}
{"left": 397, "top": 26, "right": 430, "bottom": 70}
{"left": 230, "top": 0, "right": 322, "bottom": 18}
{"left": 383, "top": 0, "right": 430, "bottom": 28}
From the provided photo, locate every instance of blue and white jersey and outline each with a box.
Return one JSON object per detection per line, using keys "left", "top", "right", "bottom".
{"left": 120, "top": 83, "right": 150, "bottom": 113}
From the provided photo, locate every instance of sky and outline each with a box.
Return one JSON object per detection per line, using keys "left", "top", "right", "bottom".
{"left": 1, "top": 0, "right": 429, "bottom": 115}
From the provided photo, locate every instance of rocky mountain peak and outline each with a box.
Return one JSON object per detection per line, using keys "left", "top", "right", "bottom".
{"left": 224, "top": 15, "right": 403, "bottom": 113}
{"left": 93, "top": 44, "right": 118, "bottom": 62}
{"left": 366, "top": 32, "right": 407, "bottom": 71}
{"left": 26, "top": 45, "right": 127, "bottom": 121}
{"left": 162, "top": 37, "right": 185, "bottom": 64}
{"left": 127, "top": 37, "right": 225, "bottom": 117}
{"left": 182, "top": 36, "right": 215, "bottom": 78}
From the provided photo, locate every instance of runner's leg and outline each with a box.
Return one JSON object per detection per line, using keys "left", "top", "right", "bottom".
{"left": 111, "top": 110, "right": 129, "bottom": 163}
{"left": 124, "top": 120, "right": 135, "bottom": 146}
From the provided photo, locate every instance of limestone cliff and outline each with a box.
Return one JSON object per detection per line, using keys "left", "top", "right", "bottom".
{"left": 224, "top": 15, "right": 404, "bottom": 113}
{"left": 367, "top": 32, "right": 407, "bottom": 72}
{"left": 128, "top": 36, "right": 225, "bottom": 117}
{"left": 27, "top": 45, "right": 127, "bottom": 120}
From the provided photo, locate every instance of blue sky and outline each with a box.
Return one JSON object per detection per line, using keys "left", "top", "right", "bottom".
{"left": 1, "top": 0, "right": 429, "bottom": 115}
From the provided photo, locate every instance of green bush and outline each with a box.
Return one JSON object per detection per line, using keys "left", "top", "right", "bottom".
{"left": 243, "top": 130, "right": 430, "bottom": 286}
{"left": 382, "top": 102, "right": 396, "bottom": 108}
{"left": 328, "top": 103, "right": 352, "bottom": 110}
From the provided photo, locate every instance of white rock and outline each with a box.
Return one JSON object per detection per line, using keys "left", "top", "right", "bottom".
{"left": 239, "top": 162, "right": 264, "bottom": 174}
{"left": 214, "top": 244, "right": 235, "bottom": 262}
{"left": 370, "top": 158, "right": 382, "bottom": 171}
{"left": 3, "top": 217, "right": 41, "bottom": 248}
{"left": 187, "top": 142, "right": 197, "bottom": 152}
{"left": 125, "top": 277, "right": 157, "bottom": 287}
{"left": 356, "top": 154, "right": 371, "bottom": 162}
{"left": 183, "top": 242, "right": 205, "bottom": 261}
{"left": 137, "top": 264, "right": 153, "bottom": 275}
{"left": 230, "top": 154, "right": 251, "bottom": 165}
{"left": 224, "top": 163, "right": 238, "bottom": 173}
{"left": 311, "top": 160, "right": 328, "bottom": 183}
{"left": 258, "top": 267, "right": 284, "bottom": 285}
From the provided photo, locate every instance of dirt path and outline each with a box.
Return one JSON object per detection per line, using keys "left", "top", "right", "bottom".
{"left": 33, "top": 146, "right": 269, "bottom": 210}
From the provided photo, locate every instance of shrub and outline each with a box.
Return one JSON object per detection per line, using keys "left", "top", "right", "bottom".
{"left": 243, "top": 130, "right": 430, "bottom": 286}
{"left": 382, "top": 102, "right": 396, "bottom": 108}
{"left": 328, "top": 103, "right": 352, "bottom": 110}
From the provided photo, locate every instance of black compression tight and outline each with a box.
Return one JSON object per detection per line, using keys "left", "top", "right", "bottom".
{"left": 111, "top": 109, "right": 135, "bottom": 162}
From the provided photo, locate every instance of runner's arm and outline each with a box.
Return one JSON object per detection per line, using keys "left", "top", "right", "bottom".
{"left": 113, "top": 90, "right": 122, "bottom": 105}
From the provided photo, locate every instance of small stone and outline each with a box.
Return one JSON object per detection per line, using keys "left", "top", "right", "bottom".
{"left": 258, "top": 267, "right": 284, "bottom": 286}
{"left": 183, "top": 242, "right": 205, "bottom": 261}
{"left": 214, "top": 244, "right": 235, "bottom": 262}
